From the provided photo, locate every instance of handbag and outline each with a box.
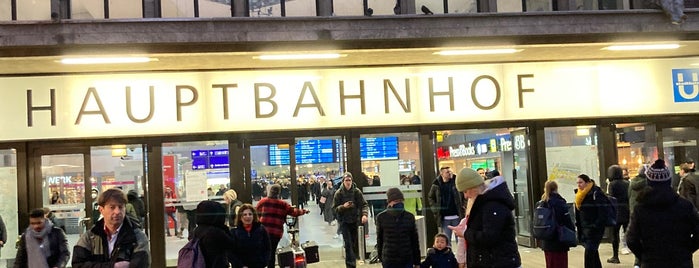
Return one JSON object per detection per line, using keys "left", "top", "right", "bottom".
{"left": 558, "top": 225, "right": 577, "bottom": 247}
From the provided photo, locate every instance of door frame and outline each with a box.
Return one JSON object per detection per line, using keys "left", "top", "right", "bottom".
{"left": 243, "top": 137, "right": 298, "bottom": 205}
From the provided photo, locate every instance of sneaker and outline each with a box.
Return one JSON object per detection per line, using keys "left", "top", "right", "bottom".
{"left": 607, "top": 257, "right": 620, "bottom": 264}
{"left": 621, "top": 247, "right": 631, "bottom": 255}
{"left": 333, "top": 234, "right": 340, "bottom": 239}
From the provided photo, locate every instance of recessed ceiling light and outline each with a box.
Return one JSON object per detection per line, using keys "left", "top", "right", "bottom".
{"left": 603, "top": 44, "right": 680, "bottom": 51}
{"left": 256, "top": 53, "right": 343, "bottom": 60}
{"left": 434, "top": 49, "right": 521, "bottom": 56}
{"left": 60, "top": 57, "right": 156, "bottom": 64}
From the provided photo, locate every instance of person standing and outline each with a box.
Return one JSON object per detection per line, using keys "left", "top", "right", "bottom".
{"left": 72, "top": 188, "right": 150, "bottom": 268}
{"left": 538, "top": 180, "right": 575, "bottom": 268}
{"left": 627, "top": 164, "right": 648, "bottom": 268}
{"left": 164, "top": 186, "right": 180, "bottom": 237}
{"left": 230, "top": 204, "right": 270, "bottom": 268}
{"left": 448, "top": 168, "right": 521, "bottom": 268}
{"left": 574, "top": 174, "right": 606, "bottom": 268}
{"left": 428, "top": 166, "right": 464, "bottom": 246}
{"left": 678, "top": 162, "right": 699, "bottom": 210}
{"left": 333, "top": 172, "right": 369, "bottom": 268}
{"left": 0, "top": 213, "right": 6, "bottom": 259}
{"left": 375, "top": 188, "right": 420, "bottom": 268}
{"left": 606, "top": 165, "right": 630, "bottom": 264}
{"left": 190, "top": 200, "right": 236, "bottom": 268}
{"left": 627, "top": 159, "right": 699, "bottom": 268}
{"left": 14, "top": 208, "right": 70, "bottom": 268}
{"left": 256, "top": 184, "right": 309, "bottom": 268}
{"left": 321, "top": 181, "right": 336, "bottom": 225}
{"left": 223, "top": 189, "right": 243, "bottom": 227}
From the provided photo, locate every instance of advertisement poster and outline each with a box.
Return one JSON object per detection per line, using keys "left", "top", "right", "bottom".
{"left": 184, "top": 170, "right": 208, "bottom": 202}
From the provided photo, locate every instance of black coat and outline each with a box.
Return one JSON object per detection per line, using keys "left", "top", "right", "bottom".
{"left": 574, "top": 185, "right": 606, "bottom": 244}
{"left": 608, "top": 177, "right": 630, "bottom": 224}
{"left": 420, "top": 247, "right": 458, "bottom": 268}
{"left": 375, "top": 208, "right": 420, "bottom": 265}
{"left": 15, "top": 225, "right": 70, "bottom": 268}
{"left": 539, "top": 192, "right": 576, "bottom": 252}
{"left": 626, "top": 184, "right": 699, "bottom": 268}
{"left": 463, "top": 179, "right": 521, "bottom": 268}
{"left": 230, "top": 222, "right": 271, "bottom": 268}
{"left": 191, "top": 224, "right": 236, "bottom": 268}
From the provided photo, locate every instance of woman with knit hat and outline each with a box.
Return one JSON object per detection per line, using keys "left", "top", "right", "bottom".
{"left": 626, "top": 159, "right": 699, "bottom": 268}
{"left": 447, "top": 168, "right": 521, "bottom": 268}
{"left": 574, "top": 174, "right": 606, "bottom": 268}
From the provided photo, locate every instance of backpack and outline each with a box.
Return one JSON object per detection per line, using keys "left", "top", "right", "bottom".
{"left": 596, "top": 191, "right": 618, "bottom": 227}
{"left": 177, "top": 238, "right": 206, "bottom": 268}
{"left": 532, "top": 200, "right": 556, "bottom": 240}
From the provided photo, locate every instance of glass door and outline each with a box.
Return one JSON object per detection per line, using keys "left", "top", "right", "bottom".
{"left": 662, "top": 127, "right": 698, "bottom": 183}
{"left": 34, "top": 148, "right": 90, "bottom": 259}
{"left": 248, "top": 141, "right": 295, "bottom": 203}
{"left": 510, "top": 128, "right": 535, "bottom": 247}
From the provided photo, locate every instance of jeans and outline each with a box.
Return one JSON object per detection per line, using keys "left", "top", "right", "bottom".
{"left": 442, "top": 217, "right": 461, "bottom": 246}
{"left": 164, "top": 211, "right": 179, "bottom": 236}
{"left": 341, "top": 221, "right": 359, "bottom": 268}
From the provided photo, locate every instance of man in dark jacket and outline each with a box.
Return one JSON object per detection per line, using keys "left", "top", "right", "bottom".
{"left": 428, "top": 166, "right": 464, "bottom": 246}
{"left": 448, "top": 168, "right": 521, "bottom": 268}
{"left": 606, "top": 165, "right": 630, "bottom": 264}
{"left": 72, "top": 188, "right": 150, "bottom": 268}
{"left": 376, "top": 188, "right": 420, "bottom": 267}
{"left": 15, "top": 208, "right": 70, "bottom": 268}
{"left": 627, "top": 159, "right": 699, "bottom": 268}
{"left": 333, "top": 172, "right": 369, "bottom": 268}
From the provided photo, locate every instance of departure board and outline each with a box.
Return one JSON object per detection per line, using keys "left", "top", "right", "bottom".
{"left": 360, "top": 136, "right": 399, "bottom": 160}
{"left": 269, "top": 140, "right": 336, "bottom": 165}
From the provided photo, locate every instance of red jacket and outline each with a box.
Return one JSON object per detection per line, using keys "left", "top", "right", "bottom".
{"left": 256, "top": 197, "right": 305, "bottom": 239}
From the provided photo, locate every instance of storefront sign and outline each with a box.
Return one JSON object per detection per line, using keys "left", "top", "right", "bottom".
{"left": 0, "top": 58, "right": 696, "bottom": 141}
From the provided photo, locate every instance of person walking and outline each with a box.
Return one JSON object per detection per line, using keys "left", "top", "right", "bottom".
{"left": 428, "top": 166, "right": 464, "bottom": 246}
{"left": 230, "top": 204, "right": 270, "bottom": 268}
{"left": 72, "top": 188, "right": 150, "bottom": 268}
{"left": 333, "top": 172, "right": 369, "bottom": 268}
{"left": 606, "top": 165, "right": 630, "bottom": 264}
{"left": 626, "top": 159, "right": 699, "bottom": 268}
{"left": 627, "top": 164, "right": 648, "bottom": 268}
{"left": 538, "top": 180, "right": 575, "bottom": 268}
{"left": 321, "top": 181, "right": 336, "bottom": 225}
{"left": 190, "top": 200, "right": 236, "bottom": 268}
{"left": 574, "top": 174, "right": 606, "bottom": 268}
{"left": 375, "top": 188, "right": 421, "bottom": 268}
{"left": 14, "top": 208, "right": 70, "bottom": 268}
{"left": 256, "top": 184, "right": 309, "bottom": 268}
{"left": 448, "top": 168, "right": 521, "bottom": 268}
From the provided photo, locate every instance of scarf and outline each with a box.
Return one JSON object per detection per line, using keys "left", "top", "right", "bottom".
{"left": 575, "top": 181, "right": 594, "bottom": 210}
{"left": 26, "top": 220, "right": 52, "bottom": 268}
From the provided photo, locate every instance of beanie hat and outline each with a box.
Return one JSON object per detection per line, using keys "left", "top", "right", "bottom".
{"left": 646, "top": 159, "right": 671, "bottom": 183}
{"left": 386, "top": 188, "right": 404, "bottom": 203}
{"left": 196, "top": 200, "right": 225, "bottom": 226}
{"left": 456, "top": 168, "right": 485, "bottom": 192}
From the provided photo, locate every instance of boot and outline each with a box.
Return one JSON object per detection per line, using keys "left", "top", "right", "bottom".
{"left": 607, "top": 257, "right": 620, "bottom": 264}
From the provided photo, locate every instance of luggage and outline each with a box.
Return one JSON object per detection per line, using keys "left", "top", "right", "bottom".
{"left": 277, "top": 246, "right": 306, "bottom": 268}
{"left": 301, "top": 241, "right": 319, "bottom": 263}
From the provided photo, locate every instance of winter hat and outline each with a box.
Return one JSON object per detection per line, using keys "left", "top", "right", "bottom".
{"left": 386, "top": 188, "right": 404, "bottom": 203}
{"left": 456, "top": 168, "right": 484, "bottom": 192}
{"left": 646, "top": 159, "right": 671, "bottom": 185}
{"left": 607, "top": 165, "right": 623, "bottom": 181}
{"left": 196, "top": 200, "right": 226, "bottom": 226}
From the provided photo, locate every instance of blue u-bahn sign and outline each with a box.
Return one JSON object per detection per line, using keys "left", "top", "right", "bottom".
{"left": 672, "top": 69, "right": 699, "bottom": 102}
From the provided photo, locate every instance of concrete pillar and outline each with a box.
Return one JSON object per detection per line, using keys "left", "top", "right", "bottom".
{"left": 397, "top": 0, "right": 416, "bottom": 14}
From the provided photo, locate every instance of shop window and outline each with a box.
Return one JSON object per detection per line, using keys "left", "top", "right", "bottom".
{"left": 0, "top": 149, "right": 19, "bottom": 265}
{"left": 162, "top": 0, "right": 196, "bottom": 18}
{"left": 544, "top": 126, "right": 600, "bottom": 202}
{"left": 162, "top": 140, "right": 228, "bottom": 266}
{"left": 616, "top": 123, "right": 658, "bottom": 178}
{"left": 662, "top": 126, "right": 698, "bottom": 176}
{"left": 197, "top": 0, "right": 231, "bottom": 17}
{"left": 249, "top": 0, "right": 282, "bottom": 17}
{"left": 42, "top": 153, "right": 85, "bottom": 248}
{"left": 447, "top": 0, "right": 477, "bottom": 13}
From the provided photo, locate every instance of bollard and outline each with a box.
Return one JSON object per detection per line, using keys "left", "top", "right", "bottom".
{"left": 358, "top": 225, "right": 366, "bottom": 262}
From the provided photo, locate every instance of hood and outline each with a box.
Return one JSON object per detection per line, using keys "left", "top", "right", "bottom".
{"left": 607, "top": 165, "right": 624, "bottom": 181}
{"left": 629, "top": 175, "right": 648, "bottom": 191}
{"left": 480, "top": 176, "right": 516, "bottom": 210}
{"left": 196, "top": 200, "right": 226, "bottom": 227}
{"left": 638, "top": 186, "right": 680, "bottom": 208}
{"left": 127, "top": 190, "right": 139, "bottom": 201}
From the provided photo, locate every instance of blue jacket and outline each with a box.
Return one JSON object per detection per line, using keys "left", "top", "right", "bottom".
{"left": 420, "top": 247, "right": 457, "bottom": 268}
{"left": 230, "top": 222, "right": 271, "bottom": 268}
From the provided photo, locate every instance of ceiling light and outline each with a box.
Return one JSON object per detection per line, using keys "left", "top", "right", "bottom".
{"left": 60, "top": 57, "right": 156, "bottom": 64}
{"left": 256, "top": 53, "right": 343, "bottom": 60}
{"left": 434, "top": 49, "right": 521, "bottom": 56}
{"left": 603, "top": 44, "right": 680, "bottom": 51}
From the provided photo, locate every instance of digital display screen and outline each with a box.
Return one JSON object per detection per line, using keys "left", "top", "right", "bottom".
{"left": 191, "top": 149, "right": 229, "bottom": 170}
{"left": 269, "top": 140, "right": 337, "bottom": 165}
{"left": 360, "top": 136, "right": 399, "bottom": 160}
